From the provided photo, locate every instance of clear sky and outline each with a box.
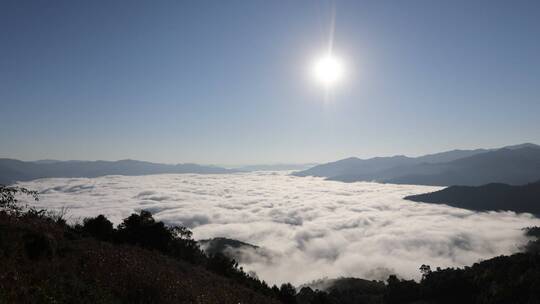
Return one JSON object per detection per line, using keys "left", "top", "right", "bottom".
{"left": 1, "top": 0, "right": 540, "bottom": 165}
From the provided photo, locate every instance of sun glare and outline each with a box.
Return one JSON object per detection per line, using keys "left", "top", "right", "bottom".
{"left": 312, "top": 54, "right": 345, "bottom": 87}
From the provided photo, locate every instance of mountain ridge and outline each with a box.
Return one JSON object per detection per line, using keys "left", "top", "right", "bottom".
{"left": 293, "top": 143, "right": 540, "bottom": 186}
{"left": 0, "top": 158, "right": 239, "bottom": 185}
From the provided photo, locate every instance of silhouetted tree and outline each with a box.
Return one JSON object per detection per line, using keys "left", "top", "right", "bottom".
{"left": 167, "top": 225, "right": 204, "bottom": 263}
{"left": 419, "top": 264, "right": 432, "bottom": 279}
{"left": 206, "top": 252, "right": 240, "bottom": 277}
{"left": 279, "top": 283, "right": 297, "bottom": 304}
{"left": 311, "top": 290, "right": 335, "bottom": 304}
{"left": 523, "top": 226, "right": 540, "bottom": 253}
{"left": 385, "top": 275, "right": 421, "bottom": 304}
{"left": 82, "top": 214, "right": 115, "bottom": 241}
{"left": 117, "top": 210, "right": 172, "bottom": 251}
{"left": 0, "top": 184, "right": 38, "bottom": 214}
{"left": 271, "top": 285, "right": 280, "bottom": 296}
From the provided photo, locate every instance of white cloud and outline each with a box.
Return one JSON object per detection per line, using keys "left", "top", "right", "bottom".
{"left": 17, "top": 172, "right": 540, "bottom": 285}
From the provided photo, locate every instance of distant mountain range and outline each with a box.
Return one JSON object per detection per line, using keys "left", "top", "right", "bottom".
{"left": 405, "top": 180, "right": 540, "bottom": 215}
{"left": 293, "top": 143, "right": 540, "bottom": 186}
{"left": 235, "top": 163, "right": 318, "bottom": 172}
{"left": 0, "top": 158, "right": 239, "bottom": 185}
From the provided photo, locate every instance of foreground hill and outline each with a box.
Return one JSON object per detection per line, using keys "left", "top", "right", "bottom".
{"left": 298, "top": 278, "right": 386, "bottom": 304}
{"left": 296, "top": 251, "right": 540, "bottom": 304}
{"left": 404, "top": 180, "right": 540, "bottom": 215}
{"left": 0, "top": 158, "right": 238, "bottom": 185}
{"left": 0, "top": 212, "right": 280, "bottom": 303}
{"left": 293, "top": 144, "right": 540, "bottom": 186}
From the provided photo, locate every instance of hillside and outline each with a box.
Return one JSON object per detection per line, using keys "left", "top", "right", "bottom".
{"left": 0, "top": 158, "right": 238, "bottom": 185}
{"left": 0, "top": 185, "right": 282, "bottom": 303}
{"left": 0, "top": 213, "right": 280, "bottom": 303}
{"left": 293, "top": 147, "right": 493, "bottom": 179}
{"left": 293, "top": 156, "right": 415, "bottom": 179}
{"left": 298, "top": 251, "right": 540, "bottom": 304}
{"left": 199, "top": 237, "right": 258, "bottom": 255}
{"left": 198, "top": 237, "right": 276, "bottom": 265}
{"left": 387, "top": 147, "right": 540, "bottom": 186}
{"left": 404, "top": 180, "right": 540, "bottom": 215}
{"left": 293, "top": 144, "right": 540, "bottom": 186}
{"left": 298, "top": 278, "right": 386, "bottom": 304}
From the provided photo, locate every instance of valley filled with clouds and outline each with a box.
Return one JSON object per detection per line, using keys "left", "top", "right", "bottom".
{"left": 18, "top": 172, "right": 540, "bottom": 285}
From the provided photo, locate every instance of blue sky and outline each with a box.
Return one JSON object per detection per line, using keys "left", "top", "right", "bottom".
{"left": 1, "top": 0, "right": 539, "bottom": 165}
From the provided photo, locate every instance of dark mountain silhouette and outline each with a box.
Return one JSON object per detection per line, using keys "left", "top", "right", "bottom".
{"left": 404, "top": 180, "right": 540, "bottom": 215}
{"left": 198, "top": 237, "right": 277, "bottom": 265}
{"left": 0, "top": 158, "right": 239, "bottom": 185}
{"left": 293, "top": 144, "right": 540, "bottom": 186}
{"left": 198, "top": 237, "right": 259, "bottom": 256}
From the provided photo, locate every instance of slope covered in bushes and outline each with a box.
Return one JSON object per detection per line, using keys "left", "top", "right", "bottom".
{"left": 0, "top": 185, "right": 286, "bottom": 303}
{"left": 0, "top": 212, "right": 279, "bottom": 303}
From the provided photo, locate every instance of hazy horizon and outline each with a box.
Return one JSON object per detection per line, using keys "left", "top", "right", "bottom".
{"left": 1, "top": 141, "right": 538, "bottom": 168}
{"left": 2, "top": 141, "right": 538, "bottom": 168}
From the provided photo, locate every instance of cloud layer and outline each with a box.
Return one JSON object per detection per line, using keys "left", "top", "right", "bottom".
{"left": 18, "top": 172, "right": 540, "bottom": 285}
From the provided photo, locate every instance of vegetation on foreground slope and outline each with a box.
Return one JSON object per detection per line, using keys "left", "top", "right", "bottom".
{"left": 2, "top": 185, "right": 540, "bottom": 303}
{"left": 0, "top": 185, "right": 284, "bottom": 303}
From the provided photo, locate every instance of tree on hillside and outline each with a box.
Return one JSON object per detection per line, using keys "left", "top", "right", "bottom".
{"left": 81, "top": 214, "right": 115, "bottom": 241}
{"left": 117, "top": 210, "right": 173, "bottom": 251}
{"left": 0, "top": 184, "right": 38, "bottom": 214}
{"left": 279, "top": 283, "right": 297, "bottom": 304}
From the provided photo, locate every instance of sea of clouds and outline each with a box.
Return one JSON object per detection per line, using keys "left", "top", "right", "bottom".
{"left": 17, "top": 171, "right": 540, "bottom": 285}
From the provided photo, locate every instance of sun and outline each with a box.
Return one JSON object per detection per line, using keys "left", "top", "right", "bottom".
{"left": 312, "top": 54, "right": 345, "bottom": 87}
